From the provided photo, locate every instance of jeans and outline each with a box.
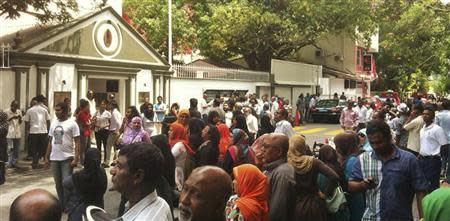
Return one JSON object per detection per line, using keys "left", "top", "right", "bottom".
{"left": 28, "top": 133, "right": 47, "bottom": 167}
{"left": 7, "top": 138, "right": 20, "bottom": 166}
{"left": 95, "top": 129, "right": 110, "bottom": 162}
{"left": 51, "top": 158, "right": 73, "bottom": 209}
{"left": 418, "top": 157, "right": 442, "bottom": 192}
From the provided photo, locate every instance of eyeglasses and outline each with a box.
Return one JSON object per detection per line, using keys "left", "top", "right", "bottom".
{"left": 358, "top": 133, "right": 365, "bottom": 137}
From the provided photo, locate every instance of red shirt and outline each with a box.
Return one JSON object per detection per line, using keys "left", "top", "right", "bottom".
{"left": 77, "top": 109, "right": 91, "bottom": 136}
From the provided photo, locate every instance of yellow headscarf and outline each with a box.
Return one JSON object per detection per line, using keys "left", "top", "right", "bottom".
{"left": 287, "top": 135, "right": 314, "bottom": 174}
{"left": 175, "top": 109, "right": 190, "bottom": 127}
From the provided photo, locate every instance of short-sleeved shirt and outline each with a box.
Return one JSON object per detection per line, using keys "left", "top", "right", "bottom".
{"left": 5, "top": 108, "right": 22, "bottom": 139}
{"left": 419, "top": 123, "right": 449, "bottom": 156}
{"left": 94, "top": 110, "right": 111, "bottom": 130}
{"left": 49, "top": 119, "right": 80, "bottom": 161}
{"left": 403, "top": 116, "right": 424, "bottom": 153}
{"left": 118, "top": 191, "right": 172, "bottom": 221}
{"left": 154, "top": 103, "right": 166, "bottom": 122}
{"left": 24, "top": 104, "right": 51, "bottom": 134}
{"left": 435, "top": 110, "right": 450, "bottom": 141}
{"left": 274, "top": 120, "right": 296, "bottom": 138}
{"left": 349, "top": 147, "right": 428, "bottom": 221}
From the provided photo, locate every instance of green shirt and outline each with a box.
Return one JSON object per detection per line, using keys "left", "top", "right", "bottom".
{"left": 422, "top": 188, "right": 450, "bottom": 221}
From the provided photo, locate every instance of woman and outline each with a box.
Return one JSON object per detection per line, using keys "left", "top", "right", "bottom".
{"left": 196, "top": 124, "right": 220, "bottom": 166}
{"left": 119, "top": 106, "right": 140, "bottom": 136}
{"left": 288, "top": 135, "right": 339, "bottom": 221}
{"left": 250, "top": 134, "right": 268, "bottom": 169}
{"left": 118, "top": 117, "right": 151, "bottom": 146}
{"left": 64, "top": 148, "right": 107, "bottom": 221}
{"left": 318, "top": 145, "right": 349, "bottom": 221}
{"left": 168, "top": 103, "right": 180, "bottom": 119}
{"left": 222, "top": 129, "right": 255, "bottom": 174}
{"left": 226, "top": 164, "right": 269, "bottom": 221}
{"left": 169, "top": 123, "right": 194, "bottom": 191}
{"left": 76, "top": 99, "right": 92, "bottom": 164}
{"left": 152, "top": 134, "right": 176, "bottom": 189}
{"left": 217, "top": 123, "right": 231, "bottom": 163}
{"left": 175, "top": 109, "right": 190, "bottom": 129}
{"left": 142, "top": 102, "right": 155, "bottom": 136}
{"left": 358, "top": 128, "right": 372, "bottom": 152}
{"left": 92, "top": 100, "right": 111, "bottom": 163}
{"left": 232, "top": 114, "right": 254, "bottom": 145}
{"left": 256, "top": 114, "right": 274, "bottom": 138}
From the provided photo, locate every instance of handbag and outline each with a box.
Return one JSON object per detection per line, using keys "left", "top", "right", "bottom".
{"left": 326, "top": 185, "right": 347, "bottom": 213}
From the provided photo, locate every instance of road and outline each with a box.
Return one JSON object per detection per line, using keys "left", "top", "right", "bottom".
{"left": 0, "top": 123, "right": 342, "bottom": 220}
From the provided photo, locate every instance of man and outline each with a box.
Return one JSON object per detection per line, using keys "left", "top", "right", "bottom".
{"left": 340, "top": 101, "right": 357, "bottom": 131}
{"left": 44, "top": 102, "right": 80, "bottom": 209}
{"left": 388, "top": 103, "right": 409, "bottom": 149}
{"left": 270, "top": 96, "right": 279, "bottom": 116}
{"left": 84, "top": 90, "right": 97, "bottom": 117}
{"left": 354, "top": 100, "right": 368, "bottom": 129}
{"left": 110, "top": 143, "right": 172, "bottom": 221}
{"left": 435, "top": 99, "right": 450, "bottom": 179}
{"left": 296, "top": 94, "right": 305, "bottom": 125}
{"left": 105, "top": 100, "right": 122, "bottom": 167}
{"left": 10, "top": 189, "right": 62, "bottom": 221}
{"left": 209, "top": 98, "right": 226, "bottom": 122}
{"left": 403, "top": 104, "right": 425, "bottom": 156}
{"left": 189, "top": 98, "right": 202, "bottom": 119}
{"left": 274, "top": 108, "right": 296, "bottom": 138}
{"left": 419, "top": 105, "right": 449, "bottom": 192}
{"left": 179, "top": 166, "right": 232, "bottom": 221}
{"left": 154, "top": 96, "right": 166, "bottom": 135}
{"left": 340, "top": 92, "right": 347, "bottom": 100}
{"left": 262, "top": 133, "right": 295, "bottom": 221}
{"left": 304, "top": 93, "right": 311, "bottom": 121}
{"left": 244, "top": 107, "right": 258, "bottom": 139}
{"left": 200, "top": 92, "right": 210, "bottom": 120}
{"left": 348, "top": 120, "right": 428, "bottom": 220}
{"left": 307, "top": 94, "right": 317, "bottom": 121}
{"left": 5, "top": 100, "right": 22, "bottom": 168}
{"left": 24, "top": 95, "right": 51, "bottom": 169}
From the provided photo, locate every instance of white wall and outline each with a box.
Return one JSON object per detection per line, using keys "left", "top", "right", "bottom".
{"left": 29, "top": 65, "right": 37, "bottom": 104}
{"left": 0, "top": 69, "right": 16, "bottom": 110}
{"left": 271, "top": 59, "right": 322, "bottom": 85}
{"left": 48, "top": 63, "right": 77, "bottom": 119}
{"left": 136, "top": 69, "right": 152, "bottom": 106}
{"left": 171, "top": 78, "right": 262, "bottom": 109}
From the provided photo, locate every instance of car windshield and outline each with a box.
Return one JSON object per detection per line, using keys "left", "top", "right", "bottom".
{"left": 316, "top": 100, "right": 338, "bottom": 108}
{"left": 338, "top": 100, "right": 348, "bottom": 106}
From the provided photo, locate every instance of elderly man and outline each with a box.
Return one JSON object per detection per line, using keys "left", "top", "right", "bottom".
{"left": 179, "top": 166, "right": 232, "bottom": 221}
{"left": 10, "top": 189, "right": 62, "bottom": 221}
{"left": 110, "top": 143, "right": 172, "bottom": 221}
{"left": 262, "top": 133, "right": 296, "bottom": 221}
{"left": 274, "top": 108, "right": 296, "bottom": 138}
{"left": 348, "top": 120, "right": 428, "bottom": 220}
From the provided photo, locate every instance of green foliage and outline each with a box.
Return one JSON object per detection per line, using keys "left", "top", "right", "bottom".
{"left": 374, "top": 0, "right": 450, "bottom": 93}
{"left": 0, "top": 0, "right": 79, "bottom": 24}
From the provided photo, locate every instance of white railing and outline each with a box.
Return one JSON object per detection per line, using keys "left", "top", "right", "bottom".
{"left": 172, "top": 64, "right": 270, "bottom": 82}
{"left": 1, "top": 43, "right": 11, "bottom": 68}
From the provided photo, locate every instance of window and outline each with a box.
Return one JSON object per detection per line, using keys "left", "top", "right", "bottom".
{"left": 344, "top": 80, "right": 357, "bottom": 89}
{"left": 356, "top": 49, "right": 361, "bottom": 65}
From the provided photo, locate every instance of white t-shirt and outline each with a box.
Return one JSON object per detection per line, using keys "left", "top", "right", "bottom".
{"left": 95, "top": 110, "right": 111, "bottom": 130}
{"left": 6, "top": 108, "right": 22, "bottom": 139}
{"left": 24, "top": 104, "right": 51, "bottom": 134}
{"left": 274, "top": 120, "right": 296, "bottom": 138}
{"left": 110, "top": 108, "right": 123, "bottom": 132}
{"left": 49, "top": 119, "right": 80, "bottom": 161}
{"left": 419, "top": 123, "right": 449, "bottom": 156}
{"left": 246, "top": 114, "right": 258, "bottom": 134}
{"left": 201, "top": 98, "right": 209, "bottom": 115}
{"left": 171, "top": 142, "right": 187, "bottom": 167}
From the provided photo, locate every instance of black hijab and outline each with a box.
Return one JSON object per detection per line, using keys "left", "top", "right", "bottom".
{"left": 72, "top": 148, "right": 107, "bottom": 207}
{"left": 151, "top": 134, "right": 176, "bottom": 189}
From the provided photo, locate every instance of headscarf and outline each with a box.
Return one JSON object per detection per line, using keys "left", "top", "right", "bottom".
{"left": 232, "top": 128, "right": 249, "bottom": 156}
{"left": 358, "top": 128, "right": 372, "bottom": 152}
{"left": 259, "top": 114, "right": 274, "bottom": 133}
{"left": 175, "top": 109, "right": 190, "bottom": 127}
{"left": 217, "top": 123, "right": 231, "bottom": 162}
{"left": 318, "top": 145, "right": 343, "bottom": 178}
{"left": 422, "top": 188, "right": 450, "bottom": 221}
{"left": 233, "top": 164, "right": 269, "bottom": 221}
{"left": 122, "top": 116, "right": 150, "bottom": 145}
{"left": 287, "top": 135, "right": 314, "bottom": 174}
{"left": 169, "top": 123, "right": 194, "bottom": 155}
{"left": 0, "top": 110, "right": 8, "bottom": 137}
{"left": 251, "top": 134, "right": 269, "bottom": 169}
{"left": 72, "top": 148, "right": 107, "bottom": 206}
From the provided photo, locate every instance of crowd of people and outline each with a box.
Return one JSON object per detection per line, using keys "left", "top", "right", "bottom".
{"left": 1, "top": 90, "right": 450, "bottom": 221}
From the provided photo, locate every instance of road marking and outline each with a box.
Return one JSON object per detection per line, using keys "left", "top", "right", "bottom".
{"left": 297, "top": 128, "right": 327, "bottom": 134}
{"left": 293, "top": 126, "right": 307, "bottom": 131}
{"left": 325, "top": 129, "right": 344, "bottom": 136}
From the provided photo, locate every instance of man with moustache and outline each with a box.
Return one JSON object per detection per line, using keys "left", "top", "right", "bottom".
{"left": 179, "top": 166, "right": 232, "bottom": 221}
{"left": 348, "top": 120, "right": 428, "bottom": 220}
{"left": 110, "top": 143, "right": 172, "bottom": 221}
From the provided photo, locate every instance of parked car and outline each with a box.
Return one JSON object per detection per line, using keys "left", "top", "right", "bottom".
{"left": 310, "top": 99, "right": 347, "bottom": 123}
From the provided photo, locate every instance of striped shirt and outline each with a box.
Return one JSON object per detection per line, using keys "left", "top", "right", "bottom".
{"left": 349, "top": 147, "right": 428, "bottom": 221}
{"left": 117, "top": 191, "right": 172, "bottom": 221}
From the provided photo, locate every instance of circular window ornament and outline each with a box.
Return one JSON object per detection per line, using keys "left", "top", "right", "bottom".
{"left": 93, "top": 20, "right": 122, "bottom": 58}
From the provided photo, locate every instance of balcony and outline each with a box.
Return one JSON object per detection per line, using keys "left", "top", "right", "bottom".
{"left": 172, "top": 64, "right": 270, "bottom": 82}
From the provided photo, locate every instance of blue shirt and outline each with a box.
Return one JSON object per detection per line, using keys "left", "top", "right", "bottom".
{"left": 349, "top": 147, "right": 428, "bottom": 221}
{"left": 435, "top": 110, "right": 450, "bottom": 141}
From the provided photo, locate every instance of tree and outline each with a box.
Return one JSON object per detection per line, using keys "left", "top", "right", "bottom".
{"left": 195, "top": 0, "right": 378, "bottom": 70}
{"left": 373, "top": 0, "right": 450, "bottom": 95}
{"left": 123, "top": 0, "right": 197, "bottom": 56}
{"left": 0, "top": 0, "right": 79, "bottom": 24}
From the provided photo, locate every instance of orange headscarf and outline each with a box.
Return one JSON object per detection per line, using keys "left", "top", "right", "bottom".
{"left": 217, "top": 123, "right": 231, "bottom": 162}
{"left": 175, "top": 109, "right": 190, "bottom": 128}
{"left": 233, "top": 164, "right": 269, "bottom": 221}
{"left": 169, "top": 123, "right": 194, "bottom": 155}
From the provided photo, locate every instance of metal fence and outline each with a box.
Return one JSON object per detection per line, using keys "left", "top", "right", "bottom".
{"left": 172, "top": 64, "right": 270, "bottom": 82}
{"left": 1, "top": 43, "right": 11, "bottom": 68}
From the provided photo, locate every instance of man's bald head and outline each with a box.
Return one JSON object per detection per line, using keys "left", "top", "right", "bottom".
{"left": 334, "top": 132, "right": 359, "bottom": 156}
{"left": 179, "top": 166, "right": 232, "bottom": 221}
{"left": 10, "top": 189, "right": 61, "bottom": 221}
{"left": 262, "top": 133, "right": 289, "bottom": 164}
